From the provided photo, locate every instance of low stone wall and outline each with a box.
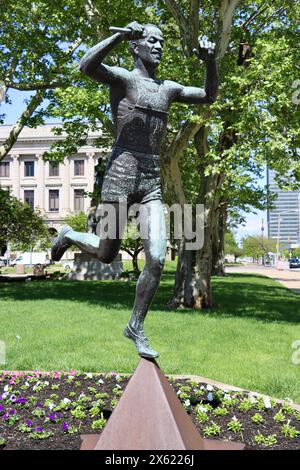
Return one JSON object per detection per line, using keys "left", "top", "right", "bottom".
{"left": 68, "top": 252, "right": 123, "bottom": 281}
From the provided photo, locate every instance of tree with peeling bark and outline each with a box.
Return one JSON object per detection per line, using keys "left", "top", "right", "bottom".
{"left": 160, "top": 0, "right": 299, "bottom": 308}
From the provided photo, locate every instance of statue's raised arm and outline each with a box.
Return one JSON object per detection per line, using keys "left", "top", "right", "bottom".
{"left": 79, "top": 21, "right": 144, "bottom": 84}
{"left": 172, "top": 36, "right": 218, "bottom": 105}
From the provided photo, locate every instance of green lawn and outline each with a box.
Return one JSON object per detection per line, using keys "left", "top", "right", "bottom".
{"left": 0, "top": 267, "right": 300, "bottom": 402}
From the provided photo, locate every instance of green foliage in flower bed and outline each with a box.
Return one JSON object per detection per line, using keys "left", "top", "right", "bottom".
{"left": 0, "top": 372, "right": 300, "bottom": 450}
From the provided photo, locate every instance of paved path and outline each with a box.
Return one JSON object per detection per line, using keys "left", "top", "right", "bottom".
{"left": 226, "top": 265, "right": 300, "bottom": 294}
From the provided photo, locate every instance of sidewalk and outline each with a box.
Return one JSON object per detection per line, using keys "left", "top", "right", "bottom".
{"left": 226, "top": 264, "right": 300, "bottom": 294}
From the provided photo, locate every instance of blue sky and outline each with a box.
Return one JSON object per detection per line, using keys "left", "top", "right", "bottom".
{"left": 1, "top": 89, "right": 266, "bottom": 243}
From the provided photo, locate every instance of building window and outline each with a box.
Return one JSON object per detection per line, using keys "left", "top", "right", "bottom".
{"left": 49, "top": 162, "right": 59, "bottom": 177}
{"left": 49, "top": 189, "right": 59, "bottom": 212}
{"left": 24, "top": 190, "right": 34, "bottom": 209}
{"left": 74, "top": 159, "right": 84, "bottom": 176}
{"left": 0, "top": 161, "right": 10, "bottom": 177}
{"left": 24, "top": 161, "right": 35, "bottom": 177}
{"left": 74, "top": 189, "right": 85, "bottom": 212}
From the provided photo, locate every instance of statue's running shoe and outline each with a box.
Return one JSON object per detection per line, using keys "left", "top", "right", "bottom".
{"left": 124, "top": 324, "right": 159, "bottom": 358}
{"left": 51, "top": 225, "right": 73, "bottom": 261}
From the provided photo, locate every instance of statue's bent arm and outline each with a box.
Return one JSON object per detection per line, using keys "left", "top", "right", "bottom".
{"left": 79, "top": 32, "right": 130, "bottom": 85}
{"left": 172, "top": 59, "right": 218, "bottom": 105}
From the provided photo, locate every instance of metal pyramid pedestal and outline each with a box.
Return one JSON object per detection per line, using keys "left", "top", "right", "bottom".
{"left": 81, "top": 358, "right": 244, "bottom": 450}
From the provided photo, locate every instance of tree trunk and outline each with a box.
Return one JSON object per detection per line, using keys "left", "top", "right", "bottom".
{"left": 167, "top": 237, "right": 186, "bottom": 309}
{"left": 132, "top": 251, "right": 140, "bottom": 276}
{"left": 212, "top": 202, "right": 227, "bottom": 276}
{"left": 167, "top": 237, "right": 195, "bottom": 309}
{"left": 162, "top": 0, "right": 241, "bottom": 310}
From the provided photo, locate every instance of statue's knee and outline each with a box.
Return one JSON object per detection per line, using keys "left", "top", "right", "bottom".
{"left": 149, "top": 257, "right": 165, "bottom": 275}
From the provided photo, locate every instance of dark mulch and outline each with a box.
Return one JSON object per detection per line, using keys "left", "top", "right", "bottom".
{"left": 0, "top": 371, "right": 299, "bottom": 450}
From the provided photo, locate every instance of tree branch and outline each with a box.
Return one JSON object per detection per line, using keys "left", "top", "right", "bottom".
{"left": 217, "top": 0, "right": 241, "bottom": 60}
{"left": 7, "top": 81, "right": 65, "bottom": 91}
{"left": 64, "top": 37, "right": 83, "bottom": 57}
{"left": 0, "top": 89, "right": 45, "bottom": 161}
{"left": 189, "top": 0, "right": 200, "bottom": 50}
{"left": 165, "top": 0, "right": 190, "bottom": 54}
{"left": 165, "top": 0, "right": 188, "bottom": 31}
{"left": 84, "top": 0, "right": 105, "bottom": 40}
{"left": 242, "top": 3, "right": 269, "bottom": 30}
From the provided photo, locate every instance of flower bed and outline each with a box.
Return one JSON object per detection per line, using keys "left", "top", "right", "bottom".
{"left": 0, "top": 371, "right": 299, "bottom": 450}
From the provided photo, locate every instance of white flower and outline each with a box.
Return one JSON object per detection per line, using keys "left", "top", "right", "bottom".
{"left": 223, "top": 389, "right": 229, "bottom": 394}
{"left": 184, "top": 399, "right": 191, "bottom": 407}
{"left": 98, "top": 378, "right": 104, "bottom": 384}
{"left": 206, "top": 384, "right": 213, "bottom": 391}
{"left": 197, "top": 406, "right": 208, "bottom": 413}
{"left": 3, "top": 385, "right": 9, "bottom": 392}
{"left": 200, "top": 385, "right": 205, "bottom": 390}
{"left": 115, "top": 374, "right": 121, "bottom": 381}
{"left": 115, "top": 384, "right": 122, "bottom": 390}
{"left": 44, "top": 381, "right": 49, "bottom": 386}
{"left": 25, "top": 382, "right": 30, "bottom": 387}
{"left": 177, "top": 390, "right": 181, "bottom": 395}
{"left": 2, "top": 392, "right": 9, "bottom": 399}
{"left": 224, "top": 394, "right": 231, "bottom": 400}
{"left": 48, "top": 403, "right": 55, "bottom": 410}
{"left": 232, "top": 415, "right": 238, "bottom": 421}
{"left": 16, "top": 335, "right": 21, "bottom": 340}
{"left": 207, "top": 392, "right": 214, "bottom": 402}
{"left": 85, "top": 373, "right": 93, "bottom": 379}
{"left": 63, "top": 398, "right": 71, "bottom": 404}
{"left": 263, "top": 397, "right": 272, "bottom": 409}
{"left": 79, "top": 393, "right": 85, "bottom": 399}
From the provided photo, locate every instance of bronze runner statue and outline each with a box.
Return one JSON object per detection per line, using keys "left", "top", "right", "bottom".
{"left": 51, "top": 21, "right": 218, "bottom": 358}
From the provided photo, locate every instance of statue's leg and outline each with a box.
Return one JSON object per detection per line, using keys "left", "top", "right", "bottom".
{"left": 51, "top": 202, "right": 127, "bottom": 264}
{"left": 124, "top": 199, "right": 167, "bottom": 358}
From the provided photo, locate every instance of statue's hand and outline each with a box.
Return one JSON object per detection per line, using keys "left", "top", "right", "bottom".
{"left": 124, "top": 21, "right": 145, "bottom": 40}
{"left": 194, "top": 36, "right": 216, "bottom": 61}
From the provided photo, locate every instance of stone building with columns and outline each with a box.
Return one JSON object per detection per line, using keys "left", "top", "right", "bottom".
{"left": 0, "top": 124, "right": 103, "bottom": 233}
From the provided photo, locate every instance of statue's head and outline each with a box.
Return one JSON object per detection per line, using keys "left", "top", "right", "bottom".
{"left": 130, "top": 24, "right": 164, "bottom": 68}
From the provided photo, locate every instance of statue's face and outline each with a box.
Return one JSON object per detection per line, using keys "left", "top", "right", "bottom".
{"left": 137, "top": 27, "right": 164, "bottom": 67}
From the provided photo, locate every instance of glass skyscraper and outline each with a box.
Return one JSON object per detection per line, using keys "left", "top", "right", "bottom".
{"left": 267, "top": 168, "right": 300, "bottom": 248}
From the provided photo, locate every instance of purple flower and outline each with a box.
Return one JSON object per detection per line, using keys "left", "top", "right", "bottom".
{"left": 48, "top": 413, "right": 56, "bottom": 422}
{"left": 0, "top": 405, "right": 4, "bottom": 412}
{"left": 0, "top": 395, "right": 3, "bottom": 401}
{"left": 16, "top": 397, "right": 27, "bottom": 405}
{"left": 10, "top": 395, "right": 17, "bottom": 403}
{"left": 26, "top": 419, "right": 33, "bottom": 427}
{"left": 9, "top": 409, "right": 16, "bottom": 415}
{"left": 36, "top": 402, "right": 43, "bottom": 408}
{"left": 35, "top": 426, "right": 43, "bottom": 433}
{"left": 3, "top": 412, "right": 10, "bottom": 420}
{"left": 61, "top": 422, "right": 69, "bottom": 432}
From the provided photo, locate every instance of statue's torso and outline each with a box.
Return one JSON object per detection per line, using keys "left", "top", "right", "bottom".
{"left": 110, "top": 73, "right": 172, "bottom": 155}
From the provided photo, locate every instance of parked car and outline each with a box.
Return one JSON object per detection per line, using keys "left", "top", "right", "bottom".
{"left": 10, "top": 252, "right": 50, "bottom": 267}
{"left": 289, "top": 257, "right": 300, "bottom": 269}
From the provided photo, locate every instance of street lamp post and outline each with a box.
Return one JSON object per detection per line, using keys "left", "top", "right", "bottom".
{"left": 261, "top": 218, "right": 265, "bottom": 265}
{"left": 276, "top": 216, "right": 282, "bottom": 263}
